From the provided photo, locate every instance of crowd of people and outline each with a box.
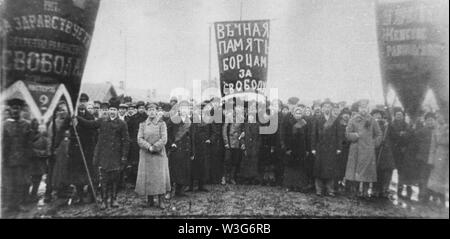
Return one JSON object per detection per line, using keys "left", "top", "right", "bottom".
{"left": 1, "top": 93, "right": 449, "bottom": 214}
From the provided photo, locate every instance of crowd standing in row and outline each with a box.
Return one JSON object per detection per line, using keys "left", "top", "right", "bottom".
{"left": 1, "top": 94, "right": 448, "bottom": 213}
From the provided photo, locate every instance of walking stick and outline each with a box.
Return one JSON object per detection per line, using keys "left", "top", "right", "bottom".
{"left": 71, "top": 118, "right": 99, "bottom": 208}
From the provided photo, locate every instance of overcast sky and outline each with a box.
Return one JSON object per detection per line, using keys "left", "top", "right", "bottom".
{"left": 81, "top": 0, "right": 436, "bottom": 104}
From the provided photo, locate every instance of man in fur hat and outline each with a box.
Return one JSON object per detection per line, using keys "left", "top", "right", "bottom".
{"left": 74, "top": 97, "right": 130, "bottom": 209}
{"left": 2, "top": 98, "right": 33, "bottom": 214}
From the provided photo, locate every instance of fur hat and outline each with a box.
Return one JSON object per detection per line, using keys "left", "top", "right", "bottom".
{"left": 100, "top": 102, "right": 109, "bottom": 109}
{"left": 145, "top": 102, "right": 159, "bottom": 109}
{"left": 136, "top": 101, "right": 146, "bottom": 108}
{"left": 321, "top": 99, "right": 333, "bottom": 107}
{"left": 108, "top": 97, "right": 120, "bottom": 109}
{"left": 79, "top": 93, "right": 89, "bottom": 102}
{"left": 371, "top": 108, "right": 385, "bottom": 117}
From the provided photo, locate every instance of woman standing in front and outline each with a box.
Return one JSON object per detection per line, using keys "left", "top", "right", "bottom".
{"left": 135, "top": 102, "right": 171, "bottom": 209}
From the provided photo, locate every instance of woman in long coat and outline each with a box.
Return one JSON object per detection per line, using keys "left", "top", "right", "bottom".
{"left": 344, "top": 101, "right": 382, "bottom": 198}
{"left": 427, "top": 114, "right": 449, "bottom": 208}
{"left": 135, "top": 103, "right": 170, "bottom": 209}
{"left": 282, "top": 107, "right": 310, "bottom": 191}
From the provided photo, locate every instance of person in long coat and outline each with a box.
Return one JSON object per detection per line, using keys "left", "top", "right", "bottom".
{"left": 372, "top": 109, "right": 395, "bottom": 199}
{"left": 207, "top": 98, "right": 225, "bottom": 185}
{"left": 336, "top": 108, "right": 351, "bottom": 193}
{"left": 281, "top": 106, "right": 311, "bottom": 191}
{"left": 76, "top": 99, "right": 130, "bottom": 209}
{"left": 404, "top": 112, "right": 436, "bottom": 203}
{"left": 240, "top": 111, "right": 261, "bottom": 185}
{"left": 29, "top": 119, "right": 50, "bottom": 202}
{"left": 135, "top": 103, "right": 170, "bottom": 209}
{"left": 427, "top": 113, "right": 449, "bottom": 208}
{"left": 125, "top": 101, "right": 148, "bottom": 186}
{"left": 389, "top": 108, "right": 411, "bottom": 199}
{"left": 2, "top": 98, "right": 32, "bottom": 214}
{"left": 190, "top": 103, "right": 211, "bottom": 192}
{"left": 222, "top": 105, "right": 245, "bottom": 185}
{"left": 167, "top": 101, "right": 195, "bottom": 197}
{"left": 311, "top": 100, "right": 342, "bottom": 196}
{"left": 344, "top": 100, "right": 382, "bottom": 198}
{"left": 45, "top": 102, "right": 71, "bottom": 203}
{"left": 68, "top": 104, "right": 97, "bottom": 204}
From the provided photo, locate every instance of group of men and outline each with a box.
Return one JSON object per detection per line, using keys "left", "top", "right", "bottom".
{"left": 1, "top": 93, "right": 448, "bottom": 215}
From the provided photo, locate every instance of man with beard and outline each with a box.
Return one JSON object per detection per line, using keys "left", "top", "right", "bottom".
{"left": 75, "top": 98, "right": 130, "bottom": 209}
{"left": 2, "top": 98, "right": 33, "bottom": 214}
{"left": 311, "top": 100, "right": 343, "bottom": 197}
{"left": 125, "top": 101, "right": 148, "bottom": 187}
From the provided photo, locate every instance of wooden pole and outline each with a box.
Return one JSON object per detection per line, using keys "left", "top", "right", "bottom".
{"left": 71, "top": 118, "right": 99, "bottom": 207}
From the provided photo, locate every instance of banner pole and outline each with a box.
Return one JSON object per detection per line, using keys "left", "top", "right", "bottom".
{"left": 71, "top": 118, "right": 99, "bottom": 208}
{"left": 239, "top": 0, "right": 243, "bottom": 21}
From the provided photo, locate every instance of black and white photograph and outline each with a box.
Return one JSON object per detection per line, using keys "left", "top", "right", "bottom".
{"left": 0, "top": 0, "right": 448, "bottom": 221}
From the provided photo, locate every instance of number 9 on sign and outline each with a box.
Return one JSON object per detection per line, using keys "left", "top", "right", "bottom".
{"left": 39, "top": 95, "right": 49, "bottom": 106}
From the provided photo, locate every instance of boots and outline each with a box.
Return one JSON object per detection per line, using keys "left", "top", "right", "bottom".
{"left": 175, "top": 184, "right": 187, "bottom": 197}
{"left": 158, "top": 195, "right": 166, "bottom": 209}
{"left": 406, "top": 186, "right": 413, "bottom": 201}
{"left": 110, "top": 183, "right": 119, "bottom": 208}
{"left": 187, "top": 180, "right": 194, "bottom": 192}
{"left": 29, "top": 176, "right": 41, "bottom": 202}
{"left": 198, "top": 181, "right": 209, "bottom": 192}
{"left": 146, "top": 195, "right": 154, "bottom": 207}
{"left": 100, "top": 185, "right": 108, "bottom": 210}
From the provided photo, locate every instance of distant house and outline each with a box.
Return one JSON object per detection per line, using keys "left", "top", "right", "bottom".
{"left": 80, "top": 82, "right": 117, "bottom": 102}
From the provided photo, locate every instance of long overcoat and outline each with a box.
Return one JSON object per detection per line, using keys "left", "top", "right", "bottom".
{"left": 135, "top": 118, "right": 171, "bottom": 196}
{"left": 77, "top": 116, "right": 130, "bottom": 172}
{"left": 427, "top": 125, "right": 449, "bottom": 195}
{"left": 311, "top": 115, "right": 342, "bottom": 179}
{"left": 167, "top": 117, "right": 195, "bottom": 185}
{"left": 344, "top": 113, "right": 382, "bottom": 183}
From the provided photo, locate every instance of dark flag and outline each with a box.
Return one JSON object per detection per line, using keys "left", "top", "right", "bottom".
{"left": 1, "top": 0, "right": 101, "bottom": 122}
{"left": 214, "top": 20, "right": 270, "bottom": 101}
{"left": 375, "top": 0, "right": 449, "bottom": 119}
